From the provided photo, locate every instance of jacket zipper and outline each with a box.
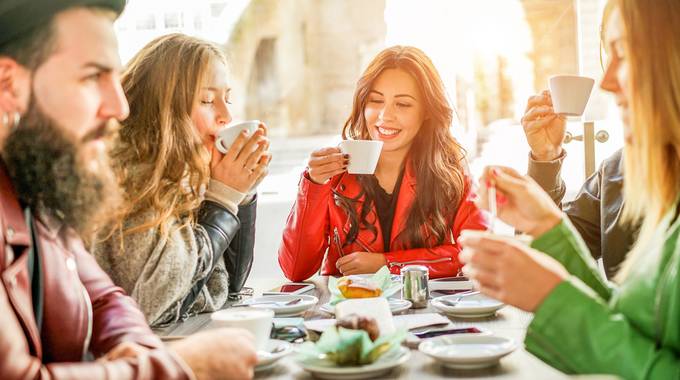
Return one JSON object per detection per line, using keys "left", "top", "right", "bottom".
{"left": 388, "top": 257, "right": 452, "bottom": 269}
{"left": 333, "top": 227, "right": 345, "bottom": 257}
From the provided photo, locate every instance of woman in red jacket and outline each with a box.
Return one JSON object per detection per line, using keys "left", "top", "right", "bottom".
{"left": 278, "top": 46, "right": 489, "bottom": 281}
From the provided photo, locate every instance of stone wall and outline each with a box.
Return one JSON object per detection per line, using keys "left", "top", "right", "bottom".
{"left": 224, "top": 0, "right": 386, "bottom": 136}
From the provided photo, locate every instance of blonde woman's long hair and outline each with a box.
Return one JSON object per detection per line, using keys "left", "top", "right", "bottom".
{"left": 111, "top": 33, "right": 227, "bottom": 237}
{"left": 613, "top": 0, "right": 680, "bottom": 280}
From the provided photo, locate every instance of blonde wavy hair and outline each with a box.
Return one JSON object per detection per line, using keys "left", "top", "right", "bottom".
{"left": 610, "top": 0, "right": 680, "bottom": 279}
{"left": 111, "top": 33, "right": 227, "bottom": 237}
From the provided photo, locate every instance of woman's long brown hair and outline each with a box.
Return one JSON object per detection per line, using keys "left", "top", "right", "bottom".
{"left": 338, "top": 46, "right": 467, "bottom": 250}
{"left": 109, "top": 34, "right": 227, "bottom": 238}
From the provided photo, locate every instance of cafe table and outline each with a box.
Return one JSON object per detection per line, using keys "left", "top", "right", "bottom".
{"left": 153, "top": 277, "right": 614, "bottom": 380}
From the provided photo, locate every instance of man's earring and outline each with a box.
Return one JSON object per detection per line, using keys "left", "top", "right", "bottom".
{"left": 12, "top": 111, "right": 20, "bottom": 130}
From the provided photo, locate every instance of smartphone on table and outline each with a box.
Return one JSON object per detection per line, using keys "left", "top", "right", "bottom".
{"left": 262, "top": 282, "right": 315, "bottom": 295}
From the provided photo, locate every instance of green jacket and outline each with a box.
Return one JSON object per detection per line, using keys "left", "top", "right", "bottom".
{"left": 525, "top": 215, "right": 680, "bottom": 380}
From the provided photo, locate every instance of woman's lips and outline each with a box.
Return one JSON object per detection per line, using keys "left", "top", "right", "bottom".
{"left": 375, "top": 125, "right": 401, "bottom": 140}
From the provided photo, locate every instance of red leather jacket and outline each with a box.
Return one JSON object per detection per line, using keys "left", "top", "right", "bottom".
{"left": 278, "top": 163, "right": 489, "bottom": 281}
{"left": 0, "top": 162, "right": 192, "bottom": 379}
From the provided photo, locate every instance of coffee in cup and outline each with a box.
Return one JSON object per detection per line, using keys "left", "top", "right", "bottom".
{"left": 548, "top": 75, "right": 595, "bottom": 116}
{"left": 338, "top": 140, "right": 383, "bottom": 175}
{"left": 215, "top": 120, "right": 261, "bottom": 154}
{"left": 210, "top": 307, "right": 274, "bottom": 350}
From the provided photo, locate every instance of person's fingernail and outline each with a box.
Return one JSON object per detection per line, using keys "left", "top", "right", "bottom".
{"left": 497, "top": 193, "right": 507, "bottom": 204}
{"left": 490, "top": 167, "right": 499, "bottom": 177}
{"left": 343, "top": 154, "right": 350, "bottom": 159}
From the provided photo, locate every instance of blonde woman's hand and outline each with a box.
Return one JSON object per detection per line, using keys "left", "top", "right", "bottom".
{"left": 459, "top": 231, "right": 568, "bottom": 312}
{"left": 521, "top": 90, "right": 567, "bottom": 161}
{"left": 170, "top": 328, "right": 257, "bottom": 380}
{"left": 211, "top": 127, "right": 271, "bottom": 193}
{"left": 307, "top": 147, "right": 348, "bottom": 184}
{"left": 478, "top": 166, "right": 562, "bottom": 238}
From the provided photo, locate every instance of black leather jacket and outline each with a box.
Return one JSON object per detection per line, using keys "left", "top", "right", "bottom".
{"left": 179, "top": 198, "right": 256, "bottom": 314}
{"left": 528, "top": 149, "right": 637, "bottom": 278}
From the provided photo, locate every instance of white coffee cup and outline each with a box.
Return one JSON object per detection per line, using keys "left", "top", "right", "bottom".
{"left": 210, "top": 307, "right": 274, "bottom": 350}
{"left": 548, "top": 75, "right": 595, "bottom": 116}
{"left": 338, "top": 140, "right": 383, "bottom": 175}
{"left": 215, "top": 120, "right": 261, "bottom": 154}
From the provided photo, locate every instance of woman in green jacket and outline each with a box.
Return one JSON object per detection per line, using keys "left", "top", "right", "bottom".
{"left": 459, "top": 0, "right": 680, "bottom": 379}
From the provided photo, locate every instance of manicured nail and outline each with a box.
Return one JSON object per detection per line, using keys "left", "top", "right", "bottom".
{"left": 497, "top": 193, "right": 507, "bottom": 205}
{"left": 343, "top": 154, "right": 350, "bottom": 159}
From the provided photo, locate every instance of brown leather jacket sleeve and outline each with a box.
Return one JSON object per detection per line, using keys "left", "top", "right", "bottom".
{"left": 74, "top": 244, "right": 195, "bottom": 379}
{"left": 0, "top": 248, "right": 194, "bottom": 380}
{"left": 0, "top": 274, "right": 192, "bottom": 380}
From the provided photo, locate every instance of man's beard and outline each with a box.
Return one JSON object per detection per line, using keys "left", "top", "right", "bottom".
{"left": 1, "top": 97, "right": 121, "bottom": 239}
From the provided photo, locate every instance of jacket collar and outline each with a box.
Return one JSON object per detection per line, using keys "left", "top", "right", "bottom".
{"left": 0, "top": 160, "right": 30, "bottom": 255}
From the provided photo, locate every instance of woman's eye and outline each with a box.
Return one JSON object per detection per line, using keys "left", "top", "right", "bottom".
{"left": 201, "top": 100, "right": 214, "bottom": 105}
{"left": 397, "top": 103, "right": 412, "bottom": 108}
{"left": 369, "top": 99, "right": 384, "bottom": 104}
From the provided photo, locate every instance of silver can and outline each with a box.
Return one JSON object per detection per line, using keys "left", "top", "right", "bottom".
{"left": 401, "top": 265, "right": 429, "bottom": 308}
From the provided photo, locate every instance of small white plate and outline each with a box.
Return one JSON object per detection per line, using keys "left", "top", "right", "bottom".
{"left": 239, "top": 294, "right": 318, "bottom": 316}
{"left": 430, "top": 293, "right": 504, "bottom": 318}
{"left": 255, "top": 339, "right": 292, "bottom": 372}
{"left": 319, "top": 298, "right": 412, "bottom": 315}
{"left": 419, "top": 334, "right": 516, "bottom": 369}
{"left": 296, "top": 346, "right": 410, "bottom": 379}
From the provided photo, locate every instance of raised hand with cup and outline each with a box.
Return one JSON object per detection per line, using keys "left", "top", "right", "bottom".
{"left": 521, "top": 90, "right": 567, "bottom": 161}
{"left": 211, "top": 120, "right": 272, "bottom": 194}
{"left": 521, "top": 75, "right": 594, "bottom": 162}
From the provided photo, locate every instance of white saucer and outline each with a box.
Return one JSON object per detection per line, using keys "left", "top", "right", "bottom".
{"left": 255, "top": 339, "right": 292, "bottom": 372}
{"left": 319, "top": 298, "right": 412, "bottom": 315}
{"left": 296, "top": 346, "right": 410, "bottom": 379}
{"left": 430, "top": 293, "right": 504, "bottom": 318}
{"left": 419, "top": 334, "right": 516, "bottom": 369}
{"left": 239, "top": 294, "right": 318, "bottom": 316}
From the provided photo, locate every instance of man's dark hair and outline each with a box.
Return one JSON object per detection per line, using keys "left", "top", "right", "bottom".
{"left": 0, "top": 21, "right": 56, "bottom": 71}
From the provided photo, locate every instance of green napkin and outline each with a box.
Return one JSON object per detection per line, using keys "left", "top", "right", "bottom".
{"left": 328, "top": 266, "right": 401, "bottom": 305}
{"left": 296, "top": 326, "right": 407, "bottom": 366}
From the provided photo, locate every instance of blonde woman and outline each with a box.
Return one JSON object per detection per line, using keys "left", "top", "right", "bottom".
{"left": 94, "top": 34, "right": 271, "bottom": 326}
{"left": 458, "top": 0, "right": 680, "bottom": 378}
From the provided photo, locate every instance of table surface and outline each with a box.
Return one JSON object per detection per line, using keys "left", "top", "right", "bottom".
{"left": 153, "top": 278, "right": 605, "bottom": 380}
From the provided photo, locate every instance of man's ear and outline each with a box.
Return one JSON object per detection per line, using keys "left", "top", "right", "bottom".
{"left": 0, "top": 57, "right": 30, "bottom": 115}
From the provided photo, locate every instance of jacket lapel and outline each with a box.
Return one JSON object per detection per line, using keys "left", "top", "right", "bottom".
{"left": 0, "top": 161, "right": 42, "bottom": 357}
{"left": 390, "top": 163, "right": 417, "bottom": 250}
{"left": 333, "top": 174, "right": 384, "bottom": 253}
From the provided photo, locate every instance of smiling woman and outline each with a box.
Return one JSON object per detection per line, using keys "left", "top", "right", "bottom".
{"left": 278, "top": 46, "right": 489, "bottom": 282}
